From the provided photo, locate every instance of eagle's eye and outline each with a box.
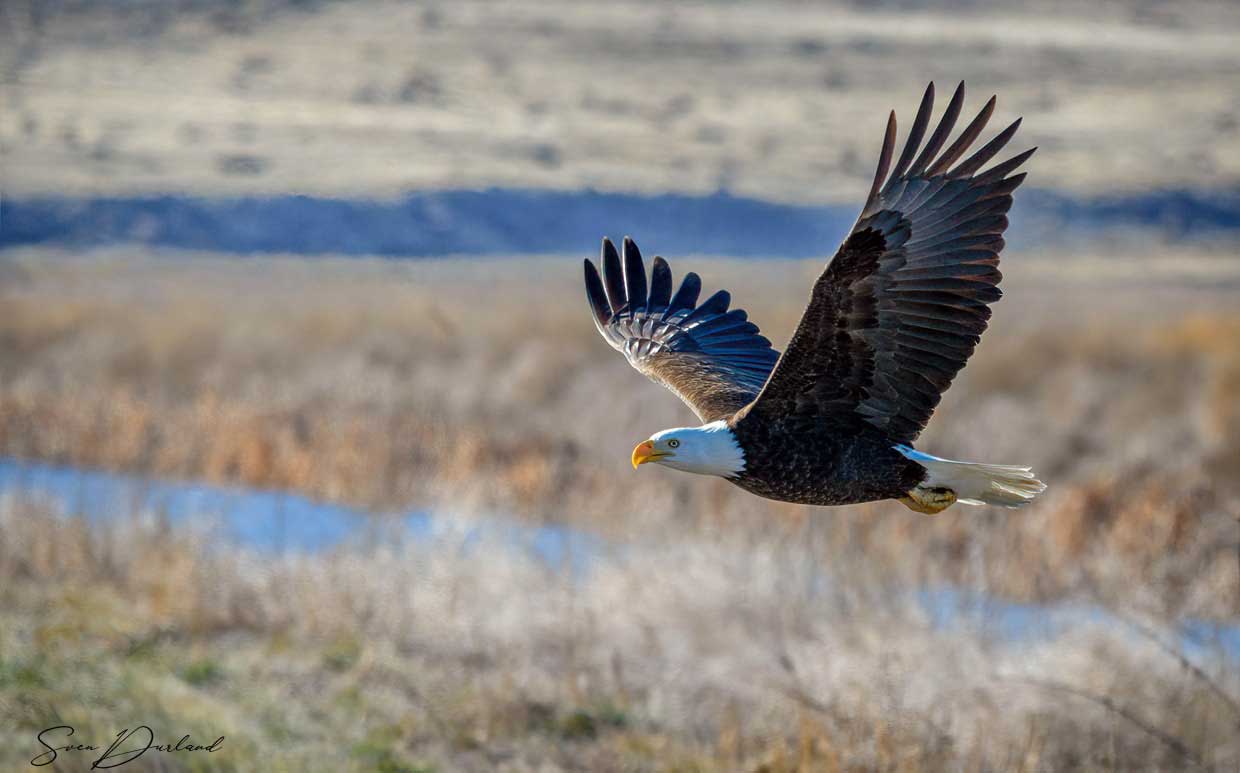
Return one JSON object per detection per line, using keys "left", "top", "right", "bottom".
{"left": 667, "top": 439, "right": 680, "bottom": 448}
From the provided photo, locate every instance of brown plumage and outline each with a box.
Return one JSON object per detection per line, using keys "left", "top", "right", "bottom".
{"left": 583, "top": 83, "right": 1046, "bottom": 511}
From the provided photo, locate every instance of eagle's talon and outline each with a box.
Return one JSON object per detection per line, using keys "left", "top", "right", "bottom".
{"left": 900, "top": 487, "right": 957, "bottom": 515}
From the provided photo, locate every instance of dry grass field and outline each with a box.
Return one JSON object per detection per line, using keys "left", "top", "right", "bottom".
{"left": 2, "top": 485, "right": 1238, "bottom": 772}
{"left": 1, "top": 247, "right": 1238, "bottom": 614}
{"left": 4, "top": 0, "right": 1240, "bottom": 770}
{"left": 1, "top": 247, "right": 1238, "bottom": 769}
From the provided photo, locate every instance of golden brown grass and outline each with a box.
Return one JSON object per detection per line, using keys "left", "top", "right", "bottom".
{"left": 3, "top": 492, "right": 1238, "bottom": 772}
{"left": 2, "top": 246, "right": 1240, "bottom": 770}
{"left": 1, "top": 246, "right": 1238, "bottom": 624}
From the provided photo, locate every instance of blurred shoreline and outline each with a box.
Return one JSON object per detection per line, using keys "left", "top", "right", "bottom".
{"left": 4, "top": 185, "right": 1240, "bottom": 257}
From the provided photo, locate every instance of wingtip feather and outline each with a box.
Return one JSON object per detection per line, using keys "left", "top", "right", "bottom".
{"left": 865, "top": 111, "right": 898, "bottom": 212}
{"left": 950, "top": 117, "right": 1022, "bottom": 179}
{"left": 649, "top": 255, "right": 673, "bottom": 310}
{"left": 601, "top": 236, "right": 626, "bottom": 314}
{"left": 622, "top": 236, "right": 648, "bottom": 311}
{"left": 887, "top": 83, "right": 935, "bottom": 187}
{"left": 908, "top": 80, "right": 965, "bottom": 177}
{"left": 583, "top": 258, "right": 612, "bottom": 329}
{"left": 925, "top": 94, "right": 995, "bottom": 177}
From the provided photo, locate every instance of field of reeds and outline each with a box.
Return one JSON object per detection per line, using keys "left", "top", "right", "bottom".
{"left": 1, "top": 245, "right": 1239, "bottom": 771}
{"left": 2, "top": 478, "right": 1239, "bottom": 772}
{"left": 2, "top": 246, "right": 1239, "bottom": 615}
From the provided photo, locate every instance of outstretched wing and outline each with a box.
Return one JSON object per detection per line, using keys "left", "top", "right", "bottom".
{"left": 743, "top": 82, "right": 1034, "bottom": 443}
{"left": 584, "top": 237, "right": 780, "bottom": 422}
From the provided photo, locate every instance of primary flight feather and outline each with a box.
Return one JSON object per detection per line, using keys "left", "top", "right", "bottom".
{"left": 583, "top": 82, "right": 1045, "bottom": 513}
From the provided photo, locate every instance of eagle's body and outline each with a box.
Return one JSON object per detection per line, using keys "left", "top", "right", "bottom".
{"left": 584, "top": 83, "right": 1045, "bottom": 513}
{"left": 730, "top": 420, "right": 922, "bottom": 506}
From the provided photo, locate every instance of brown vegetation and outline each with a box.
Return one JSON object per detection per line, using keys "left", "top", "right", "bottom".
{"left": 4, "top": 0, "right": 1239, "bottom": 768}
{"left": 2, "top": 247, "right": 1237, "bottom": 624}
{"left": 3, "top": 488, "right": 1239, "bottom": 771}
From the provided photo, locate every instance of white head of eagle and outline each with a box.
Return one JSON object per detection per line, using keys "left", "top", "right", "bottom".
{"left": 631, "top": 420, "right": 746, "bottom": 478}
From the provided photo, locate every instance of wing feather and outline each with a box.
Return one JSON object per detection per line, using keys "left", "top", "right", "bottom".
{"left": 583, "top": 238, "right": 780, "bottom": 422}
{"left": 622, "top": 236, "right": 648, "bottom": 311}
{"left": 665, "top": 271, "right": 702, "bottom": 317}
{"left": 925, "top": 95, "right": 995, "bottom": 177}
{"left": 950, "top": 118, "right": 1021, "bottom": 178}
{"left": 583, "top": 259, "right": 612, "bottom": 333}
{"left": 648, "top": 256, "right": 673, "bottom": 310}
{"left": 742, "top": 83, "right": 1033, "bottom": 443}
{"left": 601, "top": 238, "right": 625, "bottom": 314}
{"left": 908, "top": 81, "right": 964, "bottom": 178}
{"left": 885, "top": 82, "right": 935, "bottom": 187}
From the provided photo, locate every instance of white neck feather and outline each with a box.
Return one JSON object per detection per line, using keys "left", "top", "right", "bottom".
{"left": 652, "top": 420, "right": 746, "bottom": 478}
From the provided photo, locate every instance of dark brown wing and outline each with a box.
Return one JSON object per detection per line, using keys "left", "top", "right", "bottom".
{"left": 584, "top": 237, "right": 780, "bottom": 422}
{"left": 742, "top": 82, "right": 1034, "bottom": 443}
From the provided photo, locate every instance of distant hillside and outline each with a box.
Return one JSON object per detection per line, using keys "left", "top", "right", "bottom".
{"left": 3, "top": 186, "right": 1239, "bottom": 257}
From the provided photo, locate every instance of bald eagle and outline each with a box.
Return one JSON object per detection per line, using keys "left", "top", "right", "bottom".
{"left": 583, "top": 83, "right": 1045, "bottom": 514}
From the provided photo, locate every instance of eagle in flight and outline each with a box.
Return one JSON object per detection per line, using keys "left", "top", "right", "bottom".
{"left": 583, "top": 82, "right": 1045, "bottom": 514}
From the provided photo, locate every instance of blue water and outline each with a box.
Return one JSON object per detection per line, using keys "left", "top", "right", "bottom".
{"left": 919, "top": 586, "right": 1240, "bottom": 663}
{"left": 1, "top": 456, "right": 1236, "bottom": 661}
{"left": 0, "top": 457, "right": 601, "bottom": 572}
{"left": 3, "top": 186, "right": 1239, "bottom": 258}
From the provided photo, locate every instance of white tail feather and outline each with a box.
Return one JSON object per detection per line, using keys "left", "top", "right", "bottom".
{"left": 895, "top": 445, "right": 1045, "bottom": 508}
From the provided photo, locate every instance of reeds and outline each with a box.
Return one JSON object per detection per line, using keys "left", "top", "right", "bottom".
{"left": 2, "top": 248, "right": 1237, "bottom": 621}
{"left": 2, "top": 491, "right": 1238, "bottom": 770}
{"left": 2, "top": 247, "right": 1239, "bottom": 768}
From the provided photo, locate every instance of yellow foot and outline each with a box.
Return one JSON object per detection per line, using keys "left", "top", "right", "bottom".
{"left": 899, "top": 486, "right": 958, "bottom": 515}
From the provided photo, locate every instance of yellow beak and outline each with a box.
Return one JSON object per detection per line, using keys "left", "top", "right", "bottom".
{"left": 631, "top": 439, "right": 667, "bottom": 469}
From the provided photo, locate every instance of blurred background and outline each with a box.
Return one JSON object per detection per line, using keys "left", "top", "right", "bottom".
{"left": 2, "top": 1, "right": 1239, "bottom": 770}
